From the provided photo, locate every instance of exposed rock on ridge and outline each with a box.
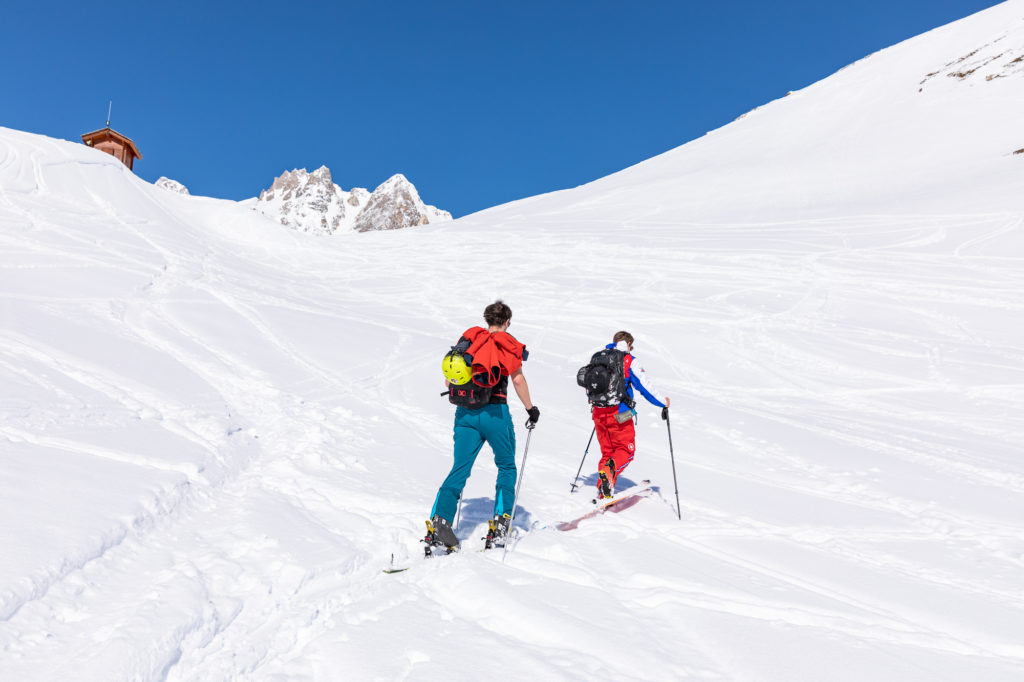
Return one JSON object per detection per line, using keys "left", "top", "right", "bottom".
{"left": 352, "top": 174, "right": 451, "bottom": 232}
{"left": 155, "top": 177, "right": 189, "bottom": 195}
{"left": 255, "top": 166, "right": 352, "bottom": 235}
{"left": 918, "top": 33, "right": 1024, "bottom": 90}
{"left": 253, "top": 167, "right": 451, "bottom": 235}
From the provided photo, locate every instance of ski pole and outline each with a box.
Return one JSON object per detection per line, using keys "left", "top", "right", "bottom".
{"left": 665, "top": 410, "right": 681, "bottom": 520}
{"left": 503, "top": 419, "right": 535, "bottom": 562}
{"left": 569, "top": 426, "right": 596, "bottom": 493}
{"left": 455, "top": 494, "right": 463, "bottom": 532}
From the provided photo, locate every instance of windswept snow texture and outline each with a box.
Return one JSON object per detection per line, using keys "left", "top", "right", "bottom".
{"left": 3, "top": 2, "right": 1024, "bottom": 680}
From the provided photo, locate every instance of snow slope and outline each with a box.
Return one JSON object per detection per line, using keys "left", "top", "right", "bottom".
{"left": 2, "top": 2, "right": 1024, "bottom": 680}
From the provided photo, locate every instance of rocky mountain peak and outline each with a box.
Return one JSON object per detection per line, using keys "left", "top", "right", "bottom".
{"left": 353, "top": 174, "right": 451, "bottom": 232}
{"left": 253, "top": 167, "right": 450, "bottom": 235}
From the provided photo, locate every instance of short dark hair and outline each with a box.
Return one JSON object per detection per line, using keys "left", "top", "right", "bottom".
{"left": 613, "top": 330, "right": 634, "bottom": 346}
{"left": 484, "top": 300, "right": 512, "bottom": 327}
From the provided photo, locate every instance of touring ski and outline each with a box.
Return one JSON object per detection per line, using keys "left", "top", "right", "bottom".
{"left": 556, "top": 479, "right": 653, "bottom": 531}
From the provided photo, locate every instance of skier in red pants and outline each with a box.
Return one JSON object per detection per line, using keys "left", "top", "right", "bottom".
{"left": 589, "top": 331, "right": 670, "bottom": 498}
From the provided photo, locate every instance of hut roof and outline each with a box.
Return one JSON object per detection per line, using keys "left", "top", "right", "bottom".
{"left": 81, "top": 127, "right": 143, "bottom": 160}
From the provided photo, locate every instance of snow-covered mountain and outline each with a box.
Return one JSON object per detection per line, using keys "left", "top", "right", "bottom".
{"left": 2, "top": 2, "right": 1024, "bottom": 681}
{"left": 352, "top": 173, "right": 452, "bottom": 233}
{"left": 252, "top": 166, "right": 451, "bottom": 234}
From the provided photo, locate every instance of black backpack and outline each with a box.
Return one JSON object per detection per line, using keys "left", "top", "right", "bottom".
{"left": 445, "top": 338, "right": 494, "bottom": 409}
{"left": 448, "top": 380, "right": 493, "bottom": 409}
{"left": 577, "top": 348, "right": 633, "bottom": 408}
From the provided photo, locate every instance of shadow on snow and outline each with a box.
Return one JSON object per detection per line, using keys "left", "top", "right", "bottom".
{"left": 454, "top": 497, "right": 534, "bottom": 538}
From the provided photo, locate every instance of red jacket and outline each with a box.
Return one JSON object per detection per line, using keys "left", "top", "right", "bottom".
{"left": 462, "top": 327, "right": 526, "bottom": 387}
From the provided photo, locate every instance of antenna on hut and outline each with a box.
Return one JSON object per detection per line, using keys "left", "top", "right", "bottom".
{"left": 81, "top": 101, "right": 142, "bottom": 171}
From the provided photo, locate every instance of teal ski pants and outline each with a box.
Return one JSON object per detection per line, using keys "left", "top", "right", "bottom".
{"left": 431, "top": 404, "right": 517, "bottom": 523}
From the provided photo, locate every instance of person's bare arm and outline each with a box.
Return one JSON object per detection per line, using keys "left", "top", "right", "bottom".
{"left": 510, "top": 368, "right": 533, "bottom": 409}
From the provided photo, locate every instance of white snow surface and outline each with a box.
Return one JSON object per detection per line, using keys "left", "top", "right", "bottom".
{"left": 2, "top": 2, "right": 1024, "bottom": 680}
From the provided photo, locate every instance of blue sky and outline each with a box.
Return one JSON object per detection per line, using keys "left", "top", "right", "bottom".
{"left": 1, "top": 0, "right": 1002, "bottom": 217}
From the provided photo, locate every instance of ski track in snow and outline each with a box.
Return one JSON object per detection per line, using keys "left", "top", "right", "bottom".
{"left": 4, "top": 179, "right": 1022, "bottom": 679}
{"left": 5, "top": 4, "right": 1024, "bottom": 675}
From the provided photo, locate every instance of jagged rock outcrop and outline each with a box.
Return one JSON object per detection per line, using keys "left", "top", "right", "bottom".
{"left": 353, "top": 174, "right": 452, "bottom": 232}
{"left": 253, "top": 167, "right": 450, "bottom": 235}
{"left": 255, "top": 166, "right": 352, "bottom": 235}
{"left": 155, "top": 177, "right": 189, "bottom": 195}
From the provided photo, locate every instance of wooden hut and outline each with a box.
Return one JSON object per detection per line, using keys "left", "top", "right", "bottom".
{"left": 81, "top": 127, "right": 142, "bottom": 170}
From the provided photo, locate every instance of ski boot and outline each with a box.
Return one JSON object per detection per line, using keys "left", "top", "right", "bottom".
{"left": 596, "top": 459, "right": 616, "bottom": 500}
{"left": 483, "top": 513, "right": 512, "bottom": 550}
{"left": 423, "top": 515, "right": 460, "bottom": 557}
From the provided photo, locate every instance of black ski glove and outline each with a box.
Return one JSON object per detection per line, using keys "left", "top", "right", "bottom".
{"left": 526, "top": 406, "right": 540, "bottom": 427}
{"left": 661, "top": 406, "right": 669, "bottom": 421}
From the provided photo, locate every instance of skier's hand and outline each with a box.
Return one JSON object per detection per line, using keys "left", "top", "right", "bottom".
{"left": 526, "top": 406, "right": 540, "bottom": 428}
{"left": 661, "top": 406, "right": 669, "bottom": 421}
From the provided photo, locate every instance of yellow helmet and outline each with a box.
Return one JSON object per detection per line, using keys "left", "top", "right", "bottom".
{"left": 442, "top": 352, "right": 473, "bottom": 385}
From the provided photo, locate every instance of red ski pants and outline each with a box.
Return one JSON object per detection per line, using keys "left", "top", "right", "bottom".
{"left": 592, "top": 406, "right": 635, "bottom": 487}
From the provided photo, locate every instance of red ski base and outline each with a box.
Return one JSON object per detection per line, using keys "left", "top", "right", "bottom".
{"left": 555, "top": 481, "right": 652, "bottom": 531}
